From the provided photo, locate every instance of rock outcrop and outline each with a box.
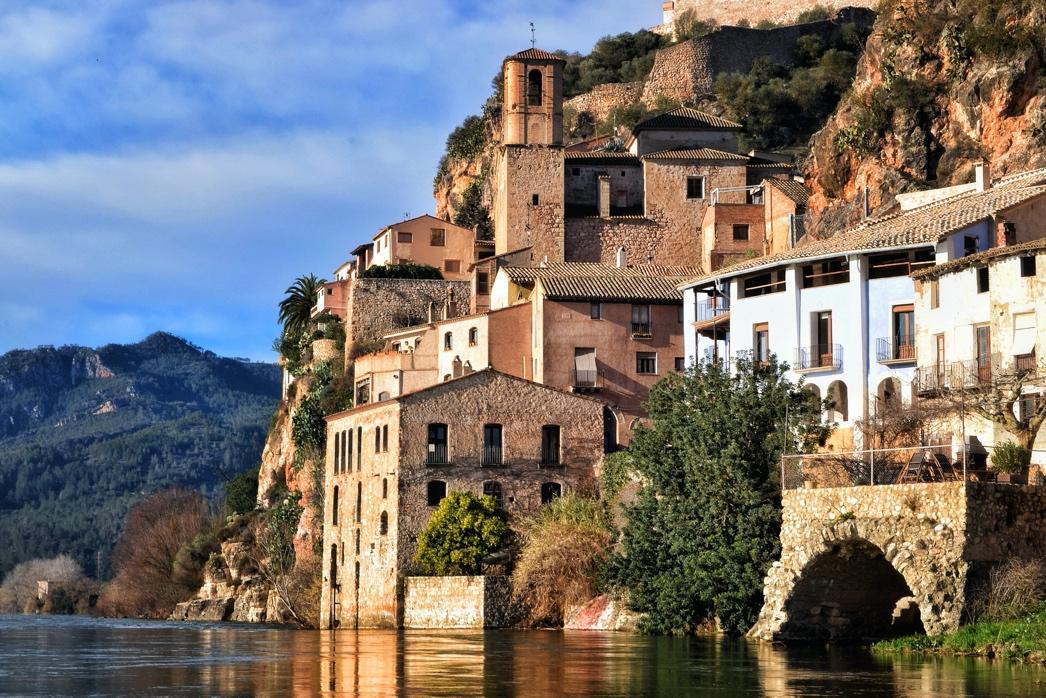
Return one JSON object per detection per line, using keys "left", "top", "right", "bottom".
{"left": 803, "top": 0, "right": 1046, "bottom": 235}
{"left": 170, "top": 539, "right": 282, "bottom": 624}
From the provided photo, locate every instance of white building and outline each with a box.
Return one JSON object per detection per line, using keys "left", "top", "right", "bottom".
{"left": 679, "top": 166, "right": 1046, "bottom": 448}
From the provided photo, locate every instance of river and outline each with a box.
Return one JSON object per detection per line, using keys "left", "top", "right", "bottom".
{"left": 0, "top": 615, "right": 1043, "bottom": 696}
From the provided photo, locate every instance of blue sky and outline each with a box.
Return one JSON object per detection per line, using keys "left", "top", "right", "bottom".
{"left": 0, "top": 0, "right": 655, "bottom": 360}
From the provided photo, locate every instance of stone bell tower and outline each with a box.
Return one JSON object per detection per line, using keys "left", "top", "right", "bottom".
{"left": 493, "top": 48, "right": 566, "bottom": 262}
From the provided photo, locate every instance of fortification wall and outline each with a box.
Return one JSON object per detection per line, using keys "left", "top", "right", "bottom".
{"left": 345, "top": 279, "right": 470, "bottom": 355}
{"left": 402, "top": 576, "right": 515, "bottom": 628}
{"left": 659, "top": 0, "right": 875, "bottom": 31}
{"left": 642, "top": 9, "right": 875, "bottom": 103}
{"left": 565, "top": 82, "right": 644, "bottom": 123}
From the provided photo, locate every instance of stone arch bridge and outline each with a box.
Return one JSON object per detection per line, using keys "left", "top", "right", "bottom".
{"left": 749, "top": 482, "right": 1046, "bottom": 642}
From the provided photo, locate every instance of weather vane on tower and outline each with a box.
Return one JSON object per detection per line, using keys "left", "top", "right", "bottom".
{"left": 530, "top": 22, "right": 536, "bottom": 48}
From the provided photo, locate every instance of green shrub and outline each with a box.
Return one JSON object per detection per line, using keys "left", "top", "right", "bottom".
{"left": 359, "top": 262, "right": 444, "bottom": 280}
{"left": 413, "top": 491, "right": 509, "bottom": 576}
{"left": 454, "top": 180, "right": 493, "bottom": 241}
{"left": 990, "top": 442, "right": 1032, "bottom": 474}
{"left": 291, "top": 394, "right": 326, "bottom": 462}
{"left": 796, "top": 5, "right": 833, "bottom": 23}
{"left": 224, "top": 466, "right": 260, "bottom": 515}
{"left": 673, "top": 10, "right": 717, "bottom": 42}
{"left": 445, "top": 115, "right": 487, "bottom": 162}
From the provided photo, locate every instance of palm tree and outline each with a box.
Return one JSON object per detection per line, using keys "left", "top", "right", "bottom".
{"left": 278, "top": 274, "right": 326, "bottom": 338}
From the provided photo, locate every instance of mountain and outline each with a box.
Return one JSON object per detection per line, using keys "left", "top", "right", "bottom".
{"left": 804, "top": 0, "right": 1046, "bottom": 233}
{"left": 0, "top": 332, "right": 281, "bottom": 579}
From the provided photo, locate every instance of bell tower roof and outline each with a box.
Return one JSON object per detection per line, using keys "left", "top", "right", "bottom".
{"left": 506, "top": 48, "right": 564, "bottom": 63}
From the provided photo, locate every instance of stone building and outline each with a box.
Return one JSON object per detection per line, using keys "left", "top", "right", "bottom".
{"left": 319, "top": 369, "right": 605, "bottom": 629}
{"left": 910, "top": 238, "right": 1046, "bottom": 468}
{"left": 368, "top": 214, "right": 479, "bottom": 282}
{"left": 680, "top": 166, "right": 1046, "bottom": 451}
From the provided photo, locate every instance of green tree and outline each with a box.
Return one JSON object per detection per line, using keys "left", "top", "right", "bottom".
{"left": 358, "top": 262, "right": 444, "bottom": 280}
{"left": 278, "top": 274, "right": 326, "bottom": 337}
{"left": 609, "top": 356, "right": 831, "bottom": 634}
{"left": 414, "top": 491, "right": 509, "bottom": 576}
{"left": 224, "top": 466, "right": 259, "bottom": 515}
{"left": 454, "top": 180, "right": 494, "bottom": 241}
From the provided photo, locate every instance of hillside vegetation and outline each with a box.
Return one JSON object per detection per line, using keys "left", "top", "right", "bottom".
{"left": 0, "top": 332, "right": 280, "bottom": 578}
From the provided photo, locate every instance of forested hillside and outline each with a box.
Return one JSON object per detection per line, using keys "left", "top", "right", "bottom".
{"left": 0, "top": 332, "right": 280, "bottom": 578}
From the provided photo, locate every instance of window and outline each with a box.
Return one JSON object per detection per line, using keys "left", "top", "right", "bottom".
{"left": 541, "top": 425, "right": 561, "bottom": 466}
{"left": 427, "top": 423, "right": 448, "bottom": 465}
{"left": 444, "top": 332, "right": 453, "bottom": 350}
{"left": 1021, "top": 255, "right": 1037, "bottom": 277}
{"left": 815, "top": 311, "right": 833, "bottom": 355}
{"left": 975, "top": 325, "right": 992, "bottom": 383}
{"left": 468, "top": 327, "right": 479, "bottom": 346}
{"left": 674, "top": 357, "right": 685, "bottom": 371}
{"left": 541, "top": 482, "right": 562, "bottom": 504}
{"left": 935, "top": 334, "right": 946, "bottom": 384}
{"left": 382, "top": 478, "right": 388, "bottom": 499}
{"left": 531, "top": 194, "right": 540, "bottom": 206}
{"left": 929, "top": 279, "right": 940, "bottom": 309}
{"left": 977, "top": 266, "right": 989, "bottom": 293}
{"left": 379, "top": 511, "right": 388, "bottom": 535}
{"left": 590, "top": 302, "right": 601, "bottom": 320}
{"left": 355, "top": 482, "right": 362, "bottom": 523}
{"left": 827, "top": 381, "right": 849, "bottom": 422}
{"left": 1013, "top": 312, "right": 1036, "bottom": 362}
{"left": 483, "top": 481, "right": 503, "bottom": 508}
{"left": 802, "top": 259, "right": 848, "bottom": 288}
{"left": 332, "top": 486, "right": 339, "bottom": 525}
{"left": 686, "top": 176, "right": 705, "bottom": 200}
{"left": 378, "top": 391, "right": 390, "bottom": 401}
{"left": 397, "top": 231, "right": 412, "bottom": 244}
{"left": 356, "top": 426, "right": 362, "bottom": 471}
{"left": 742, "top": 269, "right": 786, "bottom": 297}
{"left": 892, "top": 304, "right": 915, "bottom": 360}
{"left": 375, "top": 426, "right": 381, "bottom": 453}
{"left": 483, "top": 424, "right": 503, "bottom": 466}
{"left": 430, "top": 228, "right": 446, "bottom": 246}
{"left": 355, "top": 379, "right": 371, "bottom": 406}
{"left": 754, "top": 323, "right": 770, "bottom": 364}
{"left": 343, "top": 430, "right": 350, "bottom": 473}
{"left": 631, "top": 304, "right": 651, "bottom": 336}
{"left": 427, "top": 480, "right": 447, "bottom": 506}
{"left": 869, "top": 249, "right": 934, "bottom": 279}
{"left": 382, "top": 425, "right": 389, "bottom": 452}
{"left": 445, "top": 259, "right": 461, "bottom": 273}
{"left": 477, "top": 271, "right": 490, "bottom": 295}
{"left": 636, "top": 351, "right": 657, "bottom": 375}
{"left": 574, "top": 347, "right": 597, "bottom": 388}
{"left": 334, "top": 432, "right": 341, "bottom": 473}
{"left": 355, "top": 528, "right": 360, "bottom": 555}
{"left": 1018, "top": 393, "right": 1042, "bottom": 423}
{"left": 527, "top": 69, "right": 542, "bottom": 106}
{"left": 964, "top": 235, "right": 978, "bottom": 256}
{"left": 732, "top": 224, "right": 750, "bottom": 241}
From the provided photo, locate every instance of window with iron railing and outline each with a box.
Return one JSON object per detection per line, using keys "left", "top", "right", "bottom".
{"left": 636, "top": 351, "right": 657, "bottom": 375}
{"left": 483, "top": 424, "right": 503, "bottom": 466}
{"left": 541, "top": 425, "right": 561, "bottom": 466}
{"left": 427, "top": 423, "right": 448, "bottom": 465}
{"left": 794, "top": 344, "right": 842, "bottom": 370}
{"left": 631, "top": 304, "right": 651, "bottom": 336}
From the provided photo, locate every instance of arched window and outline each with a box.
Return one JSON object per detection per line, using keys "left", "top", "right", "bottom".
{"left": 329, "top": 544, "right": 337, "bottom": 588}
{"left": 878, "top": 377, "right": 901, "bottom": 412}
{"left": 541, "top": 482, "right": 562, "bottom": 504}
{"left": 334, "top": 431, "right": 341, "bottom": 472}
{"left": 468, "top": 327, "right": 479, "bottom": 346}
{"left": 827, "top": 381, "right": 849, "bottom": 422}
{"left": 427, "top": 480, "right": 447, "bottom": 506}
{"left": 355, "top": 528, "right": 361, "bottom": 555}
{"left": 483, "top": 481, "right": 503, "bottom": 508}
{"left": 354, "top": 561, "right": 360, "bottom": 591}
{"left": 804, "top": 384, "right": 822, "bottom": 420}
{"left": 379, "top": 511, "right": 389, "bottom": 535}
{"left": 356, "top": 481, "right": 363, "bottom": 523}
{"left": 527, "top": 69, "right": 543, "bottom": 106}
{"left": 382, "top": 477, "right": 388, "bottom": 499}
{"left": 332, "top": 486, "right": 339, "bottom": 526}
{"left": 444, "top": 331, "right": 453, "bottom": 350}
{"left": 603, "top": 406, "right": 619, "bottom": 453}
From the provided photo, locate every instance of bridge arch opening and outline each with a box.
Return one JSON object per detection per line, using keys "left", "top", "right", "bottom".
{"left": 782, "top": 538, "right": 924, "bottom": 642}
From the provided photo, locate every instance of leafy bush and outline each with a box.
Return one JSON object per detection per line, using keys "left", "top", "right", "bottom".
{"left": 561, "top": 30, "right": 667, "bottom": 96}
{"left": 513, "top": 495, "right": 614, "bottom": 626}
{"left": 990, "top": 442, "right": 1032, "bottom": 474}
{"left": 413, "top": 491, "right": 509, "bottom": 576}
{"left": 967, "top": 558, "right": 1046, "bottom": 621}
{"left": 445, "top": 115, "right": 488, "bottom": 162}
{"left": 291, "top": 394, "right": 326, "bottom": 461}
{"left": 796, "top": 5, "right": 833, "bottom": 23}
{"left": 454, "top": 180, "right": 493, "bottom": 241}
{"left": 224, "top": 466, "right": 260, "bottom": 515}
{"left": 0, "top": 555, "right": 83, "bottom": 614}
{"left": 359, "top": 262, "right": 444, "bottom": 280}
{"left": 673, "top": 10, "right": 717, "bottom": 42}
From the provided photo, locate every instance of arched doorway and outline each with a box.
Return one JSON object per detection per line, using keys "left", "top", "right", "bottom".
{"left": 781, "top": 539, "right": 924, "bottom": 642}
{"left": 877, "top": 377, "right": 901, "bottom": 412}
{"left": 826, "top": 380, "right": 849, "bottom": 422}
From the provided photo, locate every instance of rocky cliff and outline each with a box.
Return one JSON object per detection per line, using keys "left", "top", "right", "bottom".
{"left": 803, "top": 0, "right": 1046, "bottom": 234}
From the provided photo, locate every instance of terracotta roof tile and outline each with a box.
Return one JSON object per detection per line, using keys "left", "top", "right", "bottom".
{"left": 679, "top": 179, "right": 1046, "bottom": 288}
{"left": 505, "top": 262, "right": 702, "bottom": 302}
{"left": 508, "top": 48, "right": 564, "bottom": 62}
{"left": 642, "top": 147, "right": 748, "bottom": 161}
{"left": 911, "top": 238, "right": 1046, "bottom": 280}
{"left": 632, "top": 107, "right": 742, "bottom": 132}
{"left": 565, "top": 151, "right": 640, "bottom": 164}
{"left": 763, "top": 178, "right": 810, "bottom": 206}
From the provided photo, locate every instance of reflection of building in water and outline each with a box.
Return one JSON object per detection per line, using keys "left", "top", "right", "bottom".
{"left": 319, "top": 630, "right": 398, "bottom": 696}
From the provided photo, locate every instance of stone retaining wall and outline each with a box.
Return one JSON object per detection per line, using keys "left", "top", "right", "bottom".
{"left": 565, "top": 82, "right": 644, "bottom": 123}
{"left": 402, "top": 575, "right": 516, "bottom": 628}
{"left": 346, "top": 278, "right": 470, "bottom": 353}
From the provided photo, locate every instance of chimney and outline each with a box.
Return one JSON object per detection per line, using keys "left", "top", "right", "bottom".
{"left": 598, "top": 174, "right": 612, "bottom": 218}
{"left": 975, "top": 162, "right": 990, "bottom": 192}
{"left": 616, "top": 247, "right": 627, "bottom": 268}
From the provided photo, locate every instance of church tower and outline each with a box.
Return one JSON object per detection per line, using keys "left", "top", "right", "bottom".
{"left": 493, "top": 49, "right": 566, "bottom": 262}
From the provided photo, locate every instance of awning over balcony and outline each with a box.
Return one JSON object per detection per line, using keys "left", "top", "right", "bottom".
{"left": 575, "top": 348, "right": 596, "bottom": 374}
{"left": 693, "top": 312, "right": 730, "bottom": 335}
{"left": 1013, "top": 312, "right": 1036, "bottom": 356}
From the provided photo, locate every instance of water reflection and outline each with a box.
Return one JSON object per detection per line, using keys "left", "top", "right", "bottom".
{"left": 1, "top": 615, "right": 1044, "bottom": 696}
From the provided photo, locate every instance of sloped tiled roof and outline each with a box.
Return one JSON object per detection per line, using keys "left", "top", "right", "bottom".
{"left": 911, "top": 238, "right": 1046, "bottom": 280}
{"left": 764, "top": 178, "right": 810, "bottom": 206}
{"left": 642, "top": 147, "right": 748, "bottom": 161}
{"left": 508, "top": 48, "right": 564, "bottom": 62}
{"left": 632, "top": 107, "right": 742, "bottom": 132}
{"left": 505, "top": 263, "right": 702, "bottom": 302}
{"left": 679, "top": 180, "right": 1046, "bottom": 288}
{"left": 565, "top": 150, "right": 640, "bottom": 165}
{"left": 993, "top": 167, "right": 1046, "bottom": 189}
{"left": 747, "top": 155, "right": 794, "bottom": 169}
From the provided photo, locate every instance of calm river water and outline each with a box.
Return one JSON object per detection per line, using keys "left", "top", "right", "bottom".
{"left": 1, "top": 615, "right": 1044, "bottom": 696}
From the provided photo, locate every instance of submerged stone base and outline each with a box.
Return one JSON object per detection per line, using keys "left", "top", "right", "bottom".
{"left": 403, "top": 575, "right": 516, "bottom": 629}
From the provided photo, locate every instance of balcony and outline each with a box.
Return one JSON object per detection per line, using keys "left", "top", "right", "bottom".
{"left": 482, "top": 445, "right": 503, "bottom": 467}
{"left": 876, "top": 338, "right": 915, "bottom": 364}
{"left": 540, "top": 447, "right": 561, "bottom": 467}
{"left": 573, "top": 369, "right": 603, "bottom": 391}
{"left": 915, "top": 365, "right": 948, "bottom": 395}
{"left": 696, "top": 298, "right": 730, "bottom": 322}
{"left": 426, "top": 444, "right": 448, "bottom": 466}
{"left": 950, "top": 358, "right": 998, "bottom": 389}
{"left": 794, "top": 344, "right": 842, "bottom": 372}
{"left": 1016, "top": 353, "right": 1039, "bottom": 373}
{"left": 631, "top": 322, "right": 652, "bottom": 338}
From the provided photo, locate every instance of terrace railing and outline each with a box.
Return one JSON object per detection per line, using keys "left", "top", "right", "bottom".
{"left": 794, "top": 344, "right": 842, "bottom": 371}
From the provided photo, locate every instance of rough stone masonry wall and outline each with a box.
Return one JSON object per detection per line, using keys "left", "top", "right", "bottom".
{"left": 346, "top": 278, "right": 470, "bottom": 354}
{"left": 565, "top": 82, "right": 644, "bottom": 123}
{"left": 642, "top": 9, "right": 876, "bottom": 103}
{"left": 403, "top": 575, "right": 515, "bottom": 628}
{"left": 661, "top": 0, "right": 875, "bottom": 30}
{"left": 750, "top": 482, "right": 1046, "bottom": 642}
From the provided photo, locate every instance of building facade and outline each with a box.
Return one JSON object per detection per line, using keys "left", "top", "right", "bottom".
{"left": 319, "top": 370, "right": 605, "bottom": 629}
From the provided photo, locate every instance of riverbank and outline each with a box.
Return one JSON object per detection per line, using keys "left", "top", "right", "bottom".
{"left": 873, "top": 606, "right": 1046, "bottom": 663}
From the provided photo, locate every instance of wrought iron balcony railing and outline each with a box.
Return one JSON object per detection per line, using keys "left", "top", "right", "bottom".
{"left": 482, "top": 445, "right": 503, "bottom": 467}
{"left": 876, "top": 338, "right": 915, "bottom": 363}
{"left": 573, "top": 369, "right": 603, "bottom": 390}
{"left": 696, "top": 298, "right": 731, "bottom": 322}
{"left": 426, "top": 444, "right": 448, "bottom": 466}
{"left": 540, "top": 446, "right": 561, "bottom": 467}
{"left": 631, "top": 322, "right": 652, "bottom": 337}
{"left": 794, "top": 344, "right": 842, "bottom": 371}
